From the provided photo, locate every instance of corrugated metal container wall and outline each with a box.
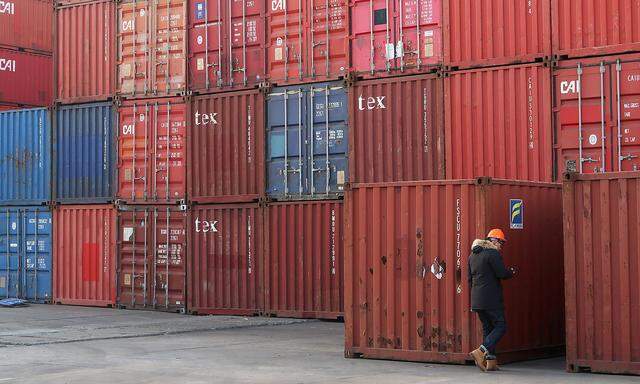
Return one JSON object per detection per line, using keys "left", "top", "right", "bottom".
{"left": 552, "top": 0, "right": 640, "bottom": 59}
{"left": 0, "top": 206, "right": 52, "bottom": 303}
{"left": 443, "top": 0, "right": 551, "bottom": 70}
{"left": 267, "top": 81, "right": 348, "bottom": 199}
{"left": 55, "top": 0, "right": 116, "bottom": 104}
{"left": 349, "top": 74, "right": 444, "bottom": 184}
{"left": 350, "top": 0, "right": 442, "bottom": 78}
{"left": 53, "top": 205, "right": 117, "bottom": 307}
{"left": 345, "top": 179, "right": 565, "bottom": 363}
{"left": 0, "top": 108, "right": 51, "bottom": 205}
{"left": 265, "top": 201, "right": 344, "bottom": 319}
{"left": 188, "top": 0, "right": 266, "bottom": 91}
{"left": 54, "top": 103, "right": 117, "bottom": 203}
{"left": 0, "top": 48, "right": 53, "bottom": 107}
{"left": 188, "top": 203, "right": 264, "bottom": 315}
{"left": 554, "top": 54, "right": 640, "bottom": 176}
{"left": 0, "top": 0, "right": 53, "bottom": 53}
{"left": 563, "top": 172, "right": 640, "bottom": 375}
{"left": 117, "top": 98, "right": 187, "bottom": 203}
{"left": 267, "top": 0, "right": 348, "bottom": 85}
{"left": 189, "top": 90, "right": 265, "bottom": 203}
{"left": 117, "top": 0, "right": 187, "bottom": 98}
{"left": 445, "top": 63, "right": 553, "bottom": 182}
{"left": 117, "top": 205, "right": 187, "bottom": 312}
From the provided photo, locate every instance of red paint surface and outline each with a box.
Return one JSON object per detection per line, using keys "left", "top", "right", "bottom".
{"left": 0, "top": 0, "right": 52, "bottom": 53}
{"left": 189, "top": 90, "right": 265, "bottom": 203}
{"left": 188, "top": 204, "right": 264, "bottom": 315}
{"left": 445, "top": 63, "right": 554, "bottom": 182}
{"left": 552, "top": 0, "right": 640, "bottom": 59}
{"left": 117, "top": 98, "right": 187, "bottom": 203}
{"left": 563, "top": 172, "right": 640, "bottom": 375}
{"left": 117, "top": 205, "right": 187, "bottom": 312}
{"left": 55, "top": 0, "right": 116, "bottom": 104}
{"left": 265, "top": 200, "right": 344, "bottom": 319}
{"left": 188, "top": 0, "right": 266, "bottom": 91}
{"left": 349, "top": 74, "right": 445, "bottom": 184}
{"left": 53, "top": 205, "right": 117, "bottom": 307}
{"left": 0, "top": 48, "right": 52, "bottom": 107}
{"left": 345, "top": 179, "right": 564, "bottom": 363}
{"left": 554, "top": 54, "right": 640, "bottom": 176}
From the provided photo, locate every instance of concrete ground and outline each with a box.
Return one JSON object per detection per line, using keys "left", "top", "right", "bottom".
{"left": 0, "top": 305, "right": 636, "bottom": 384}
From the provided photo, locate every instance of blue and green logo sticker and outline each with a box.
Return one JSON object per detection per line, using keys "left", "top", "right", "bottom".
{"left": 510, "top": 199, "right": 523, "bottom": 229}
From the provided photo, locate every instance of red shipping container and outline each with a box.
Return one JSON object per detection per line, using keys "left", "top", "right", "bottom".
{"left": 265, "top": 200, "right": 343, "bottom": 319}
{"left": 188, "top": 203, "right": 264, "bottom": 315}
{"left": 188, "top": 0, "right": 266, "bottom": 91}
{"left": 55, "top": 0, "right": 116, "bottom": 104}
{"left": 443, "top": 0, "right": 551, "bottom": 70}
{"left": 0, "top": 0, "right": 52, "bottom": 54}
{"left": 563, "top": 172, "right": 640, "bottom": 375}
{"left": 554, "top": 54, "right": 640, "bottom": 176}
{"left": 345, "top": 179, "right": 565, "bottom": 363}
{"left": 117, "top": 205, "right": 187, "bottom": 312}
{"left": 445, "top": 63, "right": 554, "bottom": 182}
{"left": 117, "top": 98, "right": 187, "bottom": 204}
{"left": 267, "top": 0, "right": 348, "bottom": 85}
{"left": 349, "top": 74, "right": 445, "bottom": 184}
{"left": 0, "top": 48, "right": 52, "bottom": 107}
{"left": 53, "top": 205, "right": 117, "bottom": 307}
{"left": 189, "top": 90, "right": 265, "bottom": 203}
{"left": 117, "top": 0, "right": 187, "bottom": 98}
{"left": 552, "top": 0, "right": 640, "bottom": 60}
{"left": 350, "top": 0, "right": 442, "bottom": 78}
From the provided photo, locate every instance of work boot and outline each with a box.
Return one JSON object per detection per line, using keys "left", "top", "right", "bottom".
{"left": 469, "top": 346, "right": 488, "bottom": 372}
{"left": 485, "top": 357, "right": 499, "bottom": 371}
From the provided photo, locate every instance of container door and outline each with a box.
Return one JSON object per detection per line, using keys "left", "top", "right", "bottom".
{"left": 189, "top": 0, "right": 225, "bottom": 90}
{"left": 0, "top": 209, "right": 20, "bottom": 299}
{"left": 396, "top": 0, "right": 440, "bottom": 70}
{"left": 154, "top": 0, "right": 187, "bottom": 95}
{"left": 229, "top": 0, "right": 265, "bottom": 87}
{"left": 154, "top": 101, "right": 187, "bottom": 201}
{"left": 613, "top": 60, "right": 640, "bottom": 172}
{"left": 153, "top": 207, "right": 186, "bottom": 312}
{"left": 118, "top": 1, "right": 152, "bottom": 96}
{"left": 119, "top": 103, "right": 153, "bottom": 201}
{"left": 309, "top": 84, "right": 348, "bottom": 195}
{"left": 268, "top": 0, "right": 305, "bottom": 83}
{"left": 119, "top": 207, "right": 152, "bottom": 309}
{"left": 267, "top": 88, "right": 307, "bottom": 197}
{"left": 309, "top": 0, "right": 348, "bottom": 81}
{"left": 351, "top": 0, "right": 395, "bottom": 75}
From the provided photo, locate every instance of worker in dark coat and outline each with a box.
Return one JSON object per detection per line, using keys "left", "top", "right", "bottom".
{"left": 468, "top": 229, "right": 516, "bottom": 372}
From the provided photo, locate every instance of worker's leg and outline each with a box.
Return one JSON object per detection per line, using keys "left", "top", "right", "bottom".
{"left": 482, "top": 309, "right": 507, "bottom": 356}
{"left": 476, "top": 310, "right": 494, "bottom": 345}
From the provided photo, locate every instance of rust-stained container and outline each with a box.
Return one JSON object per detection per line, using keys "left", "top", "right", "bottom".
{"left": 552, "top": 0, "right": 640, "bottom": 60}
{"left": 345, "top": 178, "right": 565, "bottom": 363}
{"left": 189, "top": 90, "right": 265, "bottom": 203}
{"left": 55, "top": 0, "right": 116, "bottom": 104}
{"left": 349, "top": 74, "right": 444, "bottom": 184}
{"left": 443, "top": 0, "right": 551, "bottom": 70}
{"left": 445, "top": 63, "right": 554, "bottom": 182}
{"left": 188, "top": 203, "right": 264, "bottom": 315}
{"left": 265, "top": 200, "right": 344, "bottom": 319}
{"left": 0, "top": 48, "right": 52, "bottom": 107}
{"left": 0, "top": 0, "right": 53, "bottom": 54}
{"left": 117, "top": 0, "right": 187, "bottom": 98}
{"left": 117, "top": 98, "right": 187, "bottom": 204}
{"left": 117, "top": 205, "right": 187, "bottom": 313}
{"left": 350, "top": 0, "right": 442, "bottom": 78}
{"left": 53, "top": 205, "right": 117, "bottom": 307}
{"left": 188, "top": 0, "right": 266, "bottom": 92}
{"left": 563, "top": 172, "right": 640, "bottom": 375}
{"left": 554, "top": 54, "right": 640, "bottom": 176}
{"left": 267, "top": 0, "right": 348, "bottom": 85}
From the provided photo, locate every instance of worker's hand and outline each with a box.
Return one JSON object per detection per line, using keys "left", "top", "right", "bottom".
{"left": 509, "top": 266, "right": 518, "bottom": 277}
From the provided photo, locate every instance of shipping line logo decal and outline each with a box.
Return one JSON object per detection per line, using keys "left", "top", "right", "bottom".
{"left": 357, "top": 95, "right": 386, "bottom": 110}
{"left": 0, "top": 58, "right": 16, "bottom": 72}
{"left": 194, "top": 111, "right": 218, "bottom": 126}
{"left": 560, "top": 80, "right": 580, "bottom": 95}
{"left": 0, "top": 2, "right": 15, "bottom": 15}
{"left": 194, "top": 217, "right": 218, "bottom": 233}
{"left": 510, "top": 199, "right": 524, "bottom": 230}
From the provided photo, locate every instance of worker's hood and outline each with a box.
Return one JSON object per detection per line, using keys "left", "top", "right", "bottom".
{"left": 471, "top": 239, "right": 498, "bottom": 253}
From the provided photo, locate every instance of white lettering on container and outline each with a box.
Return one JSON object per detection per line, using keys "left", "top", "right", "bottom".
{"left": 194, "top": 111, "right": 218, "bottom": 126}
{"left": 455, "top": 198, "right": 462, "bottom": 295}
{"left": 560, "top": 80, "right": 580, "bottom": 94}
{"left": 194, "top": 217, "right": 218, "bottom": 233}
{"left": 0, "top": 58, "right": 16, "bottom": 72}
{"left": 271, "top": 0, "right": 285, "bottom": 11}
{"left": 357, "top": 95, "right": 386, "bottom": 110}
{"left": 528, "top": 76, "right": 535, "bottom": 149}
{"left": 0, "top": 2, "right": 15, "bottom": 15}
{"left": 627, "top": 74, "right": 640, "bottom": 82}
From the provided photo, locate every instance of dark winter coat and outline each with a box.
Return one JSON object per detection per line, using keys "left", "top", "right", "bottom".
{"left": 467, "top": 239, "right": 514, "bottom": 310}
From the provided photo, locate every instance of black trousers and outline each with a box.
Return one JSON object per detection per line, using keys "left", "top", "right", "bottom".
{"left": 475, "top": 309, "right": 507, "bottom": 356}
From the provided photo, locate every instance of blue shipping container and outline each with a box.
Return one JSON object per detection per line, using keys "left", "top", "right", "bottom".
{"left": 54, "top": 103, "right": 117, "bottom": 202}
{"left": 267, "top": 82, "right": 348, "bottom": 198}
{"left": 0, "top": 108, "right": 51, "bottom": 205}
{"left": 0, "top": 206, "right": 52, "bottom": 303}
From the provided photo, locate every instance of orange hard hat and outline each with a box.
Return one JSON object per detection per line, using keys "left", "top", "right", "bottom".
{"left": 487, "top": 228, "right": 506, "bottom": 242}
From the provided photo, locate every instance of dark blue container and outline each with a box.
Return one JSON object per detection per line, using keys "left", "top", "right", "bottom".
{"left": 266, "top": 82, "right": 348, "bottom": 199}
{"left": 0, "top": 206, "right": 52, "bottom": 303}
{"left": 54, "top": 102, "right": 117, "bottom": 203}
{"left": 0, "top": 108, "right": 52, "bottom": 205}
